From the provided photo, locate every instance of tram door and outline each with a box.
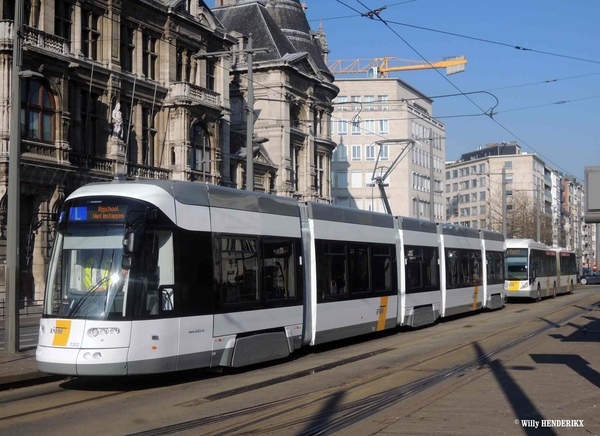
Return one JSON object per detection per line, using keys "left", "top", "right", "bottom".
{"left": 128, "top": 230, "right": 180, "bottom": 373}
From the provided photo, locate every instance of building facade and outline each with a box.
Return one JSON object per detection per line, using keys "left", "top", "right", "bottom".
{"left": 0, "top": 0, "right": 235, "bottom": 301}
{"left": 562, "top": 176, "right": 596, "bottom": 270}
{"left": 445, "top": 143, "right": 553, "bottom": 237}
{"left": 213, "top": 0, "right": 338, "bottom": 201}
{"left": 330, "top": 78, "right": 445, "bottom": 219}
{"left": 444, "top": 142, "right": 596, "bottom": 266}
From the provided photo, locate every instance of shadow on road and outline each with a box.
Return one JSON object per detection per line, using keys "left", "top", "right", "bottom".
{"left": 473, "top": 342, "right": 556, "bottom": 436}
{"left": 549, "top": 315, "right": 600, "bottom": 343}
{"left": 530, "top": 354, "right": 600, "bottom": 389}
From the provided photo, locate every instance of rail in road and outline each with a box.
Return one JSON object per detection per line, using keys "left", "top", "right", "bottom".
{"left": 1, "top": 288, "right": 599, "bottom": 436}
{"left": 126, "top": 293, "right": 600, "bottom": 436}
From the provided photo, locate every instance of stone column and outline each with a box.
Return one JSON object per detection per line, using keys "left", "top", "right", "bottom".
{"left": 109, "top": 136, "right": 126, "bottom": 176}
{"left": 135, "top": 27, "right": 143, "bottom": 77}
{"left": 56, "top": 75, "right": 70, "bottom": 164}
{"left": 30, "top": 196, "right": 48, "bottom": 301}
{"left": 73, "top": 1, "right": 83, "bottom": 56}
{"left": 0, "top": 52, "right": 11, "bottom": 156}
{"left": 71, "top": 84, "right": 83, "bottom": 153}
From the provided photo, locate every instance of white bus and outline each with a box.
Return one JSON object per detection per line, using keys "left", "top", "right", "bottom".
{"left": 556, "top": 249, "right": 577, "bottom": 294}
{"left": 505, "top": 239, "right": 575, "bottom": 300}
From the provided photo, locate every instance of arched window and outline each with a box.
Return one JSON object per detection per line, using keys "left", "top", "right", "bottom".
{"left": 190, "top": 124, "right": 209, "bottom": 172}
{"left": 20, "top": 80, "right": 55, "bottom": 143}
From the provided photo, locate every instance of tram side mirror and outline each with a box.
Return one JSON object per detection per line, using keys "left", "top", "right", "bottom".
{"left": 123, "top": 232, "right": 135, "bottom": 254}
{"left": 121, "top": 232, "right": 135, "bottom": 271}
{"left": 122, "top": 255, "right": 132, "bottom": 270}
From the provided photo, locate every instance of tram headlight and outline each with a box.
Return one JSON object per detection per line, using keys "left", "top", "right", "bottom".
{"left": 87, "top": 327, "right": 121, "bottom": 338}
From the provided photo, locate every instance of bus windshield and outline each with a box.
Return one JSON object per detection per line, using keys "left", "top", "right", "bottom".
{"left": 44, "top": 225, "right": 129, "bottom": 320}
{"left": 506, "top": 249, "right": 528, "bottom": 281}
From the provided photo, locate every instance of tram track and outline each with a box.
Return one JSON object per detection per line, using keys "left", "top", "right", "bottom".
{"left": 124, "top": 294, "right": 600, "bottom": 436}
{"left": 1, "top": 292, "right": 597, "bottom": 432}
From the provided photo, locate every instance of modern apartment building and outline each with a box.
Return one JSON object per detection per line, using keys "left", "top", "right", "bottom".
{"left": 331, "top": 78, "right": 445, "bottom": 219}
{"left": 562, "top": 176, "right": 596, "bottom": 269}
{"left": 445, "top": 142, "right": 553, "bottom": 234}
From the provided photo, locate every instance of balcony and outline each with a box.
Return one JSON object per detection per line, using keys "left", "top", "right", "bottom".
{"left": 166, "top": 82, "right": 221, "bottom": 107}
{"left": 70, "top": 153, "right": 113, "bottom": 172}
{"left": 127, "top": 163, "right": 170, "bottom": 180}
{"left": 21, "top": 140, "right": 58, "bottom": 159}
{"left": 22, "top": 25, "right": 70, "bottom": 55}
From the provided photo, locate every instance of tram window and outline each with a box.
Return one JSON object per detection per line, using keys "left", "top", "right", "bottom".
{"left": 131, "top": 229, "right": 175, "bottom": 318}
{"left": 263, "top": 238, "right": 295, "bottom": 300}
{"left": 405, "top": 247, "right": 423, "bottom": 292}
{"left": 316, "top": 241, "right": 348, "bottom": 298}
{"left": 350, "top": 244, "right": 370, "bottom": 293}
{"left": 221, "top": 238, "right": 258, "bottom": 304}
{"left": 422, "top": 247, "right": 439, "bottom": 289}
{"left": 470, "top": 251, "right": 482, "bottom": 286}
{"left": 177, "top": 229, "right": 214, "bottom": 316}
{"left": 445, "top": 248, "right": 481, "bottom": 289}
{"left": 460, "top": 251, "right": 471, "bottom": 285}
{"left": 372, "top": 244, "right": 393, "bottom": 292}
{"left": 446, "top": 249, "right": 460, "bottom": 288}
{"left": 486, "top": 251, "right": 504, "bottom": 284}
{"left": 406, "top": 246, "right": 440, "bottom": 293}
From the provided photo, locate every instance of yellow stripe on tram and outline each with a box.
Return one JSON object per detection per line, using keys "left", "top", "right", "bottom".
{"left": 472, "top": 286, "right": 479, "bottom": 310}
{"left": 376, "top": 296, "right": 388, "bottom": 331}
{"left": 52, "top": 320, "right": 72, "bottom": 347}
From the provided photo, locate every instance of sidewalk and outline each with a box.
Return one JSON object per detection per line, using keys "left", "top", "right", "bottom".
{"left": 0, "top": 316, "right": 61, "bottom": 391}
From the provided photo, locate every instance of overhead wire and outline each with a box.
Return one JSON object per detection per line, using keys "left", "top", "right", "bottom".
{"left": 341, "top": 0, "right": 584, "bottom": 179}
{"left": 308, "top": 6, "right": 600, "bottom": 66}
{"left": 311, "top": 0, "right": 418, "bottom": 22}
{"left": 42, "top": 2, "right": 588, "bottom": 179}
{"left": 382, "top": 19, "right": 600, "bottom": 66}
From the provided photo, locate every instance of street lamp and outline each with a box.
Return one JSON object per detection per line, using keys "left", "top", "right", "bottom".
{"left": 6, "top": 0, "right": 26, "bottom": 354}
{"left": 5, "top": 0, "right": 45, "bottom": 353}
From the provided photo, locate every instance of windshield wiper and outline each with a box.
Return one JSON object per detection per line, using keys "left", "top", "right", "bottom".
{"left": 67, "top": 275, "right": 113, "bottom": 318}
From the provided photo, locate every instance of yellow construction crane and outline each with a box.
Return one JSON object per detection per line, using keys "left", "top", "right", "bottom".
{"left": 327, "top": 56, "right": 467, "bottom": 77}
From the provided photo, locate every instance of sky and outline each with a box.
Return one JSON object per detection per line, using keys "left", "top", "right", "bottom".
{"left": 304, "top": 0, "right": 600, "bottom": 180}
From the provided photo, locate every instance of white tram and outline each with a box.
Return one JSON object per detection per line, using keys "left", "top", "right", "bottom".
{"left": 37, "top": 181, "right": 506, "bottom": 376}
{"left": 505, "top": 239, "right": 576, "bottom": 300}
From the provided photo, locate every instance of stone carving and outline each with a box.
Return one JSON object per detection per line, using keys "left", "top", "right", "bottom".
{"left": 111, "top": 102, "right": 123, "bottom": 138}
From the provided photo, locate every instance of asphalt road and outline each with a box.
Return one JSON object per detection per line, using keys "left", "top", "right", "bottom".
{"left": 0, "top": 288, "right": 599, "bottom": 436}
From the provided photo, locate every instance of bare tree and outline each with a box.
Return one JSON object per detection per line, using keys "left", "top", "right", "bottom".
{"left": 489, "top": 187, "right": 553, "bottom": 244}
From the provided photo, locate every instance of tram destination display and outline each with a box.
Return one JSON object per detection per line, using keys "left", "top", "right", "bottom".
{"left": 68, "top": 204, "right": 128, "bottom": 222}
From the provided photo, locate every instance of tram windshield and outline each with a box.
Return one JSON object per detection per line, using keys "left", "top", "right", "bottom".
{"left": 44, "top": 196, "right": 176, "bottom": 321}
{"left": 44, "top": 225, "right": 128, "bottom": 320}
{"left": 506, "top": 248, "right": 528, "bottom": 281}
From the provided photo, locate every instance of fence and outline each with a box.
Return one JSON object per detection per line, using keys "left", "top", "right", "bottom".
{"left": 0, "top": 299, "right": 44, "bottom": 318}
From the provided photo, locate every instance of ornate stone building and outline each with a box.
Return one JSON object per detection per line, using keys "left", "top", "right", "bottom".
{"left": 0, "top": 0, "right": 235, "bottom": 301}
{"left": 213, "top": 0, "right": 339, "bottom": 200}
